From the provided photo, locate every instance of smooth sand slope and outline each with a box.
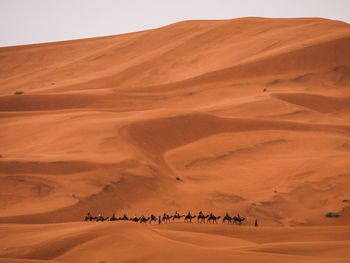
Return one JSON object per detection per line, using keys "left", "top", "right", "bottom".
{"left": 0, "top": 17, "right": 350, "bottom": 262}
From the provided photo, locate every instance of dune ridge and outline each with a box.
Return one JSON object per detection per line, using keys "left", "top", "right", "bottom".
{"left": 1, "top": 17, "right": 350, "bottom": 262}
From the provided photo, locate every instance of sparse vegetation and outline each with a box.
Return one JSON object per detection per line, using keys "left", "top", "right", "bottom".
{"left": 342, "top": 199, "right": 349, "bottom": 202}
{"left": 14, "top": 90, "right": 24, "bottom": 95}
{"left": 263, "top": 87, "right": 267, "bottom": 92}
{"left": 72, "top": 193, "right": 77, "bottom": 199}
{"left": 0, "top": 154, "right": 2, "bottom": 158}
{"left": 326, "top": 211, "right": 340, "bottom": 217}
{"left": 98, "top": 261, "right": 106, "bottom": 263}
{"left": 251, "top": 203, "right": 256, "bottom": 206}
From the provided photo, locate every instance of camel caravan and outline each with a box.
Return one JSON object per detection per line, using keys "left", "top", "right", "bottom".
{"left": 84, "top": 211, "right": 253, "bottom": 225}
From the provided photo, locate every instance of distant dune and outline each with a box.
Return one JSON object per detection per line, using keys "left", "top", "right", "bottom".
{"left": 0, "top": 17, "right": 350, "bottom": 262}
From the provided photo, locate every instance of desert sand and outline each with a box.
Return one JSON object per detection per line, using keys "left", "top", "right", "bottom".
{"left": 0, "top": 17, "right": 350, "bottom": 262}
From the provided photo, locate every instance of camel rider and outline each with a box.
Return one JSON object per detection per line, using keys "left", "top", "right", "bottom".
{"left": 98, "top": 212, "right": 103, "bottom": 219}
{"left": 175, "top": 211, "right": 179, "bottom": 217}
{"left": 133, "top": 214, "right": 137, "bottom": 220}
{"left": 163, "top": 212, "right": 167, "bottom": 218}
{"left": 187, "top": 211, "right": 192, "bottom": 217}
{"left": 87, "top": 211, "right": 91, "bottom": 218}
{"left": 199, "top": 211, "right": 203, "bottom": 217}
{"left": 225, "top": 212, "right": 229, "bottom": 217}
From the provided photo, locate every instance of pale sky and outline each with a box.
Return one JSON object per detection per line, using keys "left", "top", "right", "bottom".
{"left": 0, "top": 0, "right": 349, "bottom": 47}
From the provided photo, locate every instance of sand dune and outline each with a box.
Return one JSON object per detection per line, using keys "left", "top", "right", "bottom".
{"left": 0, "top": 222, "right": 350, "bottom": 263}
{"left": 1, "top": 17, "right": 350, "bottom": 262}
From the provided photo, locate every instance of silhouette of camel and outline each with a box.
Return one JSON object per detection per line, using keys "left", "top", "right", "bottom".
{"left": 96, "top": 216, "right": 109, "bottom": 222}
{"left": 233, "top": 216, "right": 246, "bottom": 225}
{"left": 184, "top": 215, "right": 196, "bottom": 223}
{"left": 130, "top": 217, "right": 140, "bottom": 222}
{"left": 222, "top": 214, "right": 233, "bottom": 224}
{"left": 207, "top": 214, "right": 221, "bottom": 224}
{"left": 109, "top": 215, "right": 118, "bottom": 221}
{"left": 197, "top": 214, "right": 209, "bottom": 223}
{"left": 139, "top": 217, "right": 150, "bottom": 224}
{"left": 149, "top": 214, "right": 158, "bottom": 224}
{"left": 162, "top": 214, "right": 173, "bottom": 223}
{"left": 118, "top": 214, "right": 129, "bottom": 221}
{"left": 84, "top": 215, "right": 96, "bottom": 221}
{"left": 172, "top": 214, "right": 184, "bottom": 221}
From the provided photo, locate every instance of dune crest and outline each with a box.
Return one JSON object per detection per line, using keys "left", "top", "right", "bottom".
{"left": 1, "top": 17, "right": 350, "bottom": 262}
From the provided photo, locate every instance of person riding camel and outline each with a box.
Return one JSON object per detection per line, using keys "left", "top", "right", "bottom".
{"left": 110, "top": 213, "right": 117, "bottom": 221}
{"left": 97, "top": 212, "right": 104, "bottom": 220}
{"left": 187, "top": 211, "right": 192, "bottom": 217}
{"left": 86, "top": 211, "right": 93, "bottom": 219}
{"left": 175, "top": 211, "right": 179, "bottom": 217}
{"left": 133, "top": 214, "right": 137, "bottom": 219}
{"left": 199, "top": 210, "right": 203, "bottom": 217}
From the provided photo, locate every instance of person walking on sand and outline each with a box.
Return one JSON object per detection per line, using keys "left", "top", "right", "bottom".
{"left": 158, "top": 215, "right": 161, "bottom": 224}
{"left": 255, "top": 219, "right": 258, "bottom": 227}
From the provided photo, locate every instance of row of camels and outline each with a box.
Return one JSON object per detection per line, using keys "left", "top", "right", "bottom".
{"left": 84, "top": 212, "right": 247, "bottom": 225}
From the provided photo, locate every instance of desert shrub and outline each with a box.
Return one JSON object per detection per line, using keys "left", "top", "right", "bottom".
{"left": 0, "top": 154, "right": 2, "bottom": 158}
{"left": 342, "top": 199, "right": 349, "bottom": 202}
{"left": 251, "top": 203, "right": 256, "bottom": 206}
{"left": 263, "top": 87, "right": 267, "bottom": 92}
{"left": 326, "top": 211, "right": 340, "bottom": 217}
{"left": 98, "top": 261, "right": 106, "bottom": 263}
{"left": 72, "top": 193, "right": 77, "bottom": 199}
{"left": 176, "top": 177, "right": 184, "bottom": 182}
{"left": 14, "top": 90, "right": 24, "bottom": 95}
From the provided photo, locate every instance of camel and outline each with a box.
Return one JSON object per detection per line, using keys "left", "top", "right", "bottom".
{"left": 84, "top": 215, "right": 96, "bottom": 221}
{"left": 96, "top": 216, "right": 109, "bottom": 222}
{"left": 139, "top": 217, "right": 150, "bottom": 224}
{"left": 130, "top": 217, "right": 140, "bottom": 222}
{"left": 233, "top": 216, "right": 246, "bottom": 225}
{"left": 207, "top": 214, "right": 221, "bottom": 224}
{"left": 197, "top": 214, "right": 209, "bottom": 223}
{"left": 109, "top": 214, "right": 118, "bottom": 221}
{"left": 184, "top": 215, "right": 196, "bottom": 223}
{"left": 118, "top": 214, "right": 129, "bottom": 221}
{"left": 222, "top": 214, "right": 233, "bottom": 224}
{"left": 162, "top": 214, "right": 173, "bottom": 223}
{"left": 172, "top": 214, "right": 184, "bottom": 221}
{"left": 149, "top": 214, "right": 158, "bottom": 224}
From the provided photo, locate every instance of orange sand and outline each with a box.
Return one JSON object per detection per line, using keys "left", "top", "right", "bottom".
{"left": 0, "top": 17, "right": 350, "bottom": 262}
